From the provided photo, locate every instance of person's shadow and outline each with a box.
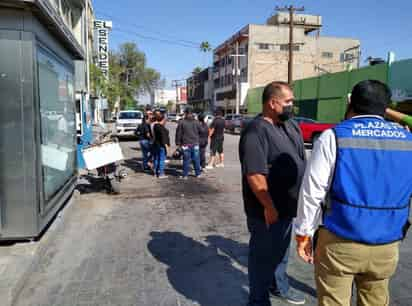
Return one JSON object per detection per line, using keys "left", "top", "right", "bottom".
{"left": 148, "top": 231, "right": 249, "bottom": 306}
{"left": 205, "top": 235, "right": 317, "bottom": 299}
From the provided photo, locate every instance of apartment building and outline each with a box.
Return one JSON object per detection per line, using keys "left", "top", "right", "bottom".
{"left": 151, "top": 89, "right": 177, "bottom": 106}
{"left": 213, "top": 13, "right": 360, "bottom": 112}
{"left": 187, "top": 67, "right": 214, "bottom": 112}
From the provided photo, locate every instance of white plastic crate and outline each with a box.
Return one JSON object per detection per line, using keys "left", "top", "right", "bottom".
{"left": 81, "top": 141, "right": 124, "bottom": 170}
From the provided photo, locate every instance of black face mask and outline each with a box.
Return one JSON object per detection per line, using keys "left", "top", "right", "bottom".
{"left": 278, "top": 105, "right": 294, "bottom": 122}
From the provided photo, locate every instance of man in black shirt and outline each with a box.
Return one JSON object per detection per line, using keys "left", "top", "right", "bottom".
{"left": 206, "top": 108, "right": 225, "bottom": 169}
{"left": 175, "top": 107, "right": 202, "bottom": 178}
{"left": 239, "top": 81, "right": 306, "bottom": 306}
{"left": 153, "top": 112, "right": 170, "bottom": 178}
{"left": 137, "top": 114, "right": 153, "bottom": 171}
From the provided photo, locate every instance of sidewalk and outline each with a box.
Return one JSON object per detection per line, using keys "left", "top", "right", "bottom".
{"left": 0, "top": 123, "right": 110, "bottom": 306}
{"left": 0, "top": 191, "right": 79, "bottom": 306}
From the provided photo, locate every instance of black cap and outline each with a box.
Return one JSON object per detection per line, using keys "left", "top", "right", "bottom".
{"left": 184, "top": 107, "right": 193, "bottom": 114}
{"left": 350, "top": 80, "right": 391, "bottom": 117}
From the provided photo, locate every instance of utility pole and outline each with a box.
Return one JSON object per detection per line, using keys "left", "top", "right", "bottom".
{"left": 230, "top": 42, "right": 246, "bottom": 115}
{"left": 276, "top": 5, "right": 304, "bottom": 84}
{"left": 172, "top": 79, "right": 185, "bottom": 113}
{"left": 235, "top": 41, "right": 240, "bottom": 115}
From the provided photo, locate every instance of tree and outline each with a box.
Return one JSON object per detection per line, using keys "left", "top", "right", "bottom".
{"left": 90, "top": 63, "right": 108, "bottom": 97}
{"left": 200, "top": 41, "right": 212, "bottom": 53}
{"left": 192, "top": 66, "right": 203, "bottom": 74}
{"left": 92, "top": 42, "right": 162, "bottom": 111}
{"left": 166, "top": 100, "right": 175, "bottom": 112}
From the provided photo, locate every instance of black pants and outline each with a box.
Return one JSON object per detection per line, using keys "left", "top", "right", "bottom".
{"left": 200, "top": 144, "right": 207, "bottom": 168}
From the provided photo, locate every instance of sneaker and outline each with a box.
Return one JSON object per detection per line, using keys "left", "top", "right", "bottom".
{"left": 269, "top": 289, "right": 305, "bottom": 305}
{"left": 157, "top": 175, "right": 168, "bottom": 179}
{"left": 195, "top": 173, "right": 204, "bottom": 178}
{"left": 215, "top": 163, "right": 224, "bottom": 168}
{"left": 205, "top": 165, "right": 214, "bottom": 170}
{"left": 179, "top": 176, "right": 188, "bottom": 180}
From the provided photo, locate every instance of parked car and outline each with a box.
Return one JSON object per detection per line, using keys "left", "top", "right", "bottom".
{"left": 293, "top": 116, "right": 335, "bottom": 143}
{"left": 225, "top": 114, "right": 243, "bottom": 133}
{"left": 115, "top": 110, "right": 143, "bottom": 138}
{"left": 176, "top": 113, "right": 184, "bottom": 121}
{"left": 167, "top": 113, "right": 177, "bottom": 122}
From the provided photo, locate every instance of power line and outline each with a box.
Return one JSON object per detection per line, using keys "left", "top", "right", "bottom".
{"left": 112, "top": 28, "right": 200, "bottom": 49}
{"left": 95, "top": 10, "right": 206, "bottom": 48}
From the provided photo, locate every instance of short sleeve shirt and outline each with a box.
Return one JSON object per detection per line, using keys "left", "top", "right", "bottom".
{"left": 211, "top": 117, "right": 225, "bottom": 140}
{"left": 239, "top": 116, "right": 306, "bottom": 220}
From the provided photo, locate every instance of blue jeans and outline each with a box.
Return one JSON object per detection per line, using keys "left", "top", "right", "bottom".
{"left": 139, "top": 139, "right": 151, "bottom": 169}
{"left": 247, "top": 217, "right": 292, "bottom": 306}
{"left": 182, "top": 145, "right": 201, "bottom": 177}
{"left": 153, "top": 146, "right": 166, "bottom": 176}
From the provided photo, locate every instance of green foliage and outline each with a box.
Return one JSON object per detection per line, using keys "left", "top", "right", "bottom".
{"left": 200, "top": 41, "right": 212, "bottom": 52}
{"left": 192, "top": 66, "right": 203, "bottom": 74}
{"left": 166, "top": 100, "right": 175, "bottom": 112}
{"left": 90, "top": 42, "right": 162, "bottom": 111}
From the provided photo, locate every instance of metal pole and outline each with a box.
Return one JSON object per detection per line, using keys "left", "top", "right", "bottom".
{"left": 85, "top": 0, "right": 90, "bottom": 94}
{"left": 276, "top": 5, "right": 304, "bottom": 84}
{"left": 288, "top": 6, "right": 294, "bottom": 85}
{"left": 235, "top": 41, "right": 240, "bottom": 115}
{"left": 172, "top": 80, "right": 179, "bottom": 113}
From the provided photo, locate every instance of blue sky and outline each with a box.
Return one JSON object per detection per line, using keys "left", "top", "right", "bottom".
{"left": 93, "top": 0, "right": 412, "bottom": 89}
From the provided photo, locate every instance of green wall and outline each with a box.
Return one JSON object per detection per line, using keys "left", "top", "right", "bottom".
{"left": 246, "top": 63, "right": 389, "bottom": 122}
{"left": 246, "top": 87, "right": 264, "bottom": 114}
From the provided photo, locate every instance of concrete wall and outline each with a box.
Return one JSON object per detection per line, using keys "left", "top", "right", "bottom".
{"left": 247, "top": 24, "right": 359, "bottom": 88}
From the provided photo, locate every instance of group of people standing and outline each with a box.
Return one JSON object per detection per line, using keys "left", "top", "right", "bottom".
{"left": 137, "top": 109, "right": 170, "bottom": 178}
{"left": 136, "top": 107, "right": 226, "bottom": 179}
{"left": 239, "top": 80, "right": 412, "bottom": 306}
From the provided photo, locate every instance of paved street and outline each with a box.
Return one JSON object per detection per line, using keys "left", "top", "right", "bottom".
{"left": 12, "top": 123, "right": 412, "bottom": 306}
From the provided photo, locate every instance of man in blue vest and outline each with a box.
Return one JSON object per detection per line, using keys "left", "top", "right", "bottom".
{"left": 295, "top": 80, "right": 412, "bottom": 305}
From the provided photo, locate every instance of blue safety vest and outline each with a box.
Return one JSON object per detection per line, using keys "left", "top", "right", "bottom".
{"left": 324, "top": 116, "right": 412, "bottom": 244}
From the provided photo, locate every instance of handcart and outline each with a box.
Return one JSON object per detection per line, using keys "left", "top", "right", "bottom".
{"left": 81, "top": 132, "right": 127, "bottom": 194}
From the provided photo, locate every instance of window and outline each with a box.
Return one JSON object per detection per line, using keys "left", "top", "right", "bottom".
{"left": 37, "top": 48, "right": 76, "bottom": 200}
{"left": 239, "top": 45, "right": 248, "bottom": 54}
{"left": 241, "top": 68, "right": 248, "bottom": 82}
{"left": 340, "top": 53, "right": 355, "bottom": 63}
{"left": 280, "top": 44, "right": 300, "bottom": 51}
{"left": 118, "top": 112, "right": 142, "bottom": 119}
{"left": 60, "top": 0, "right": 72, "bottom": 28}
{"left": 322, "top": 52, "right": 334, "bottom": 58}
{"left": 256, "top": 43, "right": 275, "bottom": 50}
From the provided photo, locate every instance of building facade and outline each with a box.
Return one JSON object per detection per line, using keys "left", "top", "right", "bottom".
{"left": 0, "top": 0, "right": 89, "bottom": 239}
{"left": 150, "top": 89, "right": 177, "bottom": 107}
{"left": 213, "top": 13, "right": 360, "bottom": 112}
{"left": 187, "top": 67, "right": 214, "bottom": 112}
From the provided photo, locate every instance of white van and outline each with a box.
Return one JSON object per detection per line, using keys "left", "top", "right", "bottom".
{"left": 115, "top": 110, "right": 143, "bottom": 137}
